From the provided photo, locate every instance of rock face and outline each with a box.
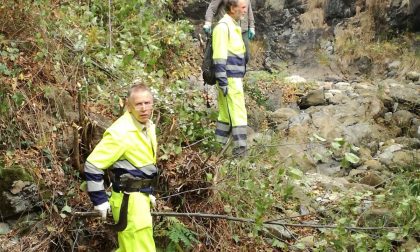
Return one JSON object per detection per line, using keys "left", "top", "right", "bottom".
{"left": 183, "top": 0, "right": 420, "bottom": 69}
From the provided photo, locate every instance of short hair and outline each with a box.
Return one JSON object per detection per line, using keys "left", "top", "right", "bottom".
{"left": 127, "top": 82, "right": 152, "bottom": 100}
{"left": 225, "top": 0, "right": 239, "bottom": 13}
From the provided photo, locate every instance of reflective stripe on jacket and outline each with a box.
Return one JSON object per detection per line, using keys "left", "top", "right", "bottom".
{"left": 84, "top": 111, "right": 157, "bottom": 206}
{"left": 212, "top": 14, "right": 246, "bottom": 87}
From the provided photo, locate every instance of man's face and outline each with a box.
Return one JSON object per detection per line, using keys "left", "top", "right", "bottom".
{"left": 127, "top": 90, "right": 154, "bottom": 124}
{"left": 230, "top": 0, "right": 247, "bottom": 21}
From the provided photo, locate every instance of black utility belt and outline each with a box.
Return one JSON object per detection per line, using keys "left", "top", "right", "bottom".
{"left": 113, "top": 178, "right": 154, "bottom": 193}
{"left": 113, "top": 187, "right": 152, "bottom": 193}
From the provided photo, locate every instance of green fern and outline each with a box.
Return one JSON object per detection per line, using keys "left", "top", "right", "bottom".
{"left": 167, "top": 222, "right": 199, "bottom": 249}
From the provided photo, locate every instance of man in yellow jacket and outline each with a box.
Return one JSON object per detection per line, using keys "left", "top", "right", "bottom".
{"left": 84, "top": 83, "right": 157, "bottom": 251}
{"left": 213, "top": 0, "right": 248, "bottom": 156}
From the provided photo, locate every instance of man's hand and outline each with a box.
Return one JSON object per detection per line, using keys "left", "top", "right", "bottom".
{"left": 219, "top": 85, "right": 228, "bottom": 97}
{"left": 149, "top": 195, "right": 156, "bottom": 208}
{"left": 203, "top": 22, "right": 212, "bottom": 35}
{"left": 248, "top": 28, "right": 255, "bottom": 40}
{"left": 94, "top": 201, "right": 110, "bottom": 220}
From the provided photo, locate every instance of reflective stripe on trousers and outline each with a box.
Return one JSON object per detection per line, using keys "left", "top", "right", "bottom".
{"left": 215, "top": 77, "right": 247, "bottom": 148}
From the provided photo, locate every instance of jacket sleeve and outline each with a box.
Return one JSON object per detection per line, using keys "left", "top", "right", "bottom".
{"left": 212, "top": 23, "right": 229, "bottom": 87}
{"left": 248, "top": 1, "right": 255, "bottom": 29}
{"left": 84, "top": 130, "right": 127, "bottom": 206}
{"left": 205, "top": 0, "right": 224, "bottom": 23}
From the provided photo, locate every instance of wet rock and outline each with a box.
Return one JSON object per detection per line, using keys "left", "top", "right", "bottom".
{"left": 298, "top": 89, "right": 326, "bottom": 109}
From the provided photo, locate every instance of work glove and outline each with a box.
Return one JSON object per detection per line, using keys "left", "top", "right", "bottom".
{"left": 219, "top": 85, "right": 228, "bottom": 97}
{"left": 94, "top": 201, "right": 110, "bottom": 220}
{"left": 248, "top": 28, "right": 255, "bottom": 40}
{"left": 203, "top": 22, "right": 212, "bottom": 35}
{"left": 149, "top": 195, "right": 156, "bottom": 208}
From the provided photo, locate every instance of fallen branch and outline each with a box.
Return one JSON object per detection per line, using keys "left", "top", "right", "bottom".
{"left": 73, "top": 211, "right": 399, "bottom": 231}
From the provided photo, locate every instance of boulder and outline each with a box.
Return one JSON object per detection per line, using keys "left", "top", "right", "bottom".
{"left": 364, "top": 159, "right": 382, "bottom": 171}
{"left": 343, "top": 122, "right": 377, "bottom": 145}
{"left": 392, "top": 110, "right": 415, "bottom": 129}
{"left": 389, "top": 84, "right": 420, "bottom": 114}
{"left": 406, "top": 71, "right": 420, "bottom": 82}
{"left": 378, "top": 144, "right": 403, "bottom": 165}
{"left": 389, "top": 150, "right": 420, "bottom": 170}
{"left": 0, "top": 167, "right": 39, "bottom": 218}
{"left": 269, "top": 108, "right": 300, "bottom": 124}
{"left": 298, "top": 89, "right": 326, "bottom": 109}
{"left": 264, "top": 223, "right": 293, "bottom": 240}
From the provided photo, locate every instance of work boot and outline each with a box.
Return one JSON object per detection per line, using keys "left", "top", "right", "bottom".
{"left": 232, "top": 146, "right": 247, "bottom": 158}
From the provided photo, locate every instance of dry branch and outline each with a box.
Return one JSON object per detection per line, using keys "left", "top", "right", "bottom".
{"left": 74, "top": 211, "right": 399, "bottom": 231}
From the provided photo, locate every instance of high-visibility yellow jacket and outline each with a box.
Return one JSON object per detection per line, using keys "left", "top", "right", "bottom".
{"left": 84, "top": 111, "right": 157, "bottom": 206}
{"left": 212, "top": 14, "right": 246, "bottom": 87}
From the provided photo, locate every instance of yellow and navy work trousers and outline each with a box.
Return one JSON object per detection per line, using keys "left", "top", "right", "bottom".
{"left": 109, "top": 191, "right": 155, "bottom": 252}
{"left": 216, "top": 77, "right": 247, "bottom": 149}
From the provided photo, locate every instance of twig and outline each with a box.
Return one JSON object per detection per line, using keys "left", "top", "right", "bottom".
{"left": 182, "top": 137, "right": 211, "bottom": 149}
